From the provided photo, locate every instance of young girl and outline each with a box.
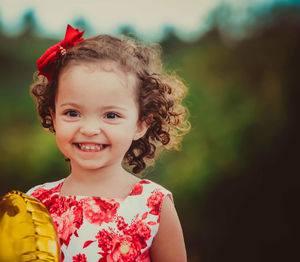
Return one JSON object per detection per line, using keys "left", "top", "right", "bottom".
{"left": 26, "top": 25, "right": 190, "bottom": 262}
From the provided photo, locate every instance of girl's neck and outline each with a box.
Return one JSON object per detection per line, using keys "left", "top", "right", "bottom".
{"left": 60, "top": 162, "right": 139, "bottom": 197}
{"left": 69, "top": 162, "right": 127, "bottom": 185}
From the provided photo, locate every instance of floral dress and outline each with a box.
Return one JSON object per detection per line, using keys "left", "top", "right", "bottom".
{"left": 26, "top": 179, "right": 172, "bottom": 262}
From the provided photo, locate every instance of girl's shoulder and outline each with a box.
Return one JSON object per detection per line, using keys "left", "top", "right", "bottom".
{"left": 134, "top": 179, "right": 173, "bottom": 202}
{"left": 26, "top": 178, "right": 64, "bottom": 196}
{"left": 141, "top": 179, "right": 171, "bottom": 191}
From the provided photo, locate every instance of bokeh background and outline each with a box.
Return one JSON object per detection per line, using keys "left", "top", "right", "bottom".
{"left": 1, "top": 0, "right": 300, "bottom": 261}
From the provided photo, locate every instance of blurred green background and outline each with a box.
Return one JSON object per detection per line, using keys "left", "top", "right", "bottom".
{"left": 1, "top": 2, "right": 300, "bottom": 262}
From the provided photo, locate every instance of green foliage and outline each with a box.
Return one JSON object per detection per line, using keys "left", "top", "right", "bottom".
{"left": 157, "top": 27, "right": 287, "bottom": 198}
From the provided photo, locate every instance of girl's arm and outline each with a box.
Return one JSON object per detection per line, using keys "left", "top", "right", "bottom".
{"left": 150, "top": 196, "right": 187, "bottom": 262}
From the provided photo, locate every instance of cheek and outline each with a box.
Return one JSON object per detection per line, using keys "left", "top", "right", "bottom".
{"left": 55, "top": 122, "right": 75, "bottom": 142}
{"left": 108, "top": 125, "right": 136, "bottom": 147}
{"left": 54, "top": 128, "right": 74, "bottom": 157}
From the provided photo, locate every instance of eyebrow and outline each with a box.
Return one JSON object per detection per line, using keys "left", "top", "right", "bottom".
{"left": 101, "top": 105, "right": 129, "bottom": 111}
{"left": 60, "top": 103, "right": 128, "bottom": 111}
{"left": 60, "top": 102, "right": 80, "bottom": 108}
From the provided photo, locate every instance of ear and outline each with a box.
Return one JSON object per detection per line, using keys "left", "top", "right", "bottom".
{"left": 49, "top": 108, "right": 56, "bottom": 130}
{"left": 133, "top": 120, "right": 148, "bottom": 141}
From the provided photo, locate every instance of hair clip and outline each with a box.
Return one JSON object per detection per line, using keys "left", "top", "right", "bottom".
{"left": 59, "top": 46, "right": 67, "bottom": 56}
{"left": 37, "top": 25, "right": 85, "bottom": 82}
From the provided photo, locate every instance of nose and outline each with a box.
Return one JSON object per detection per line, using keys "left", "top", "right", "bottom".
{"left": 80, "top": 119, "right": 101, "bottom": 136}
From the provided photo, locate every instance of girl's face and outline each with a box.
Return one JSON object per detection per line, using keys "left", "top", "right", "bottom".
{"left": 52, "top": 62, "right": 147, "bottom": 171}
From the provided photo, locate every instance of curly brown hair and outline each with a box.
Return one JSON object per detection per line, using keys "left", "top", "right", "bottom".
{"left": 30, "top": 34, "right": 190, "bottom": 174}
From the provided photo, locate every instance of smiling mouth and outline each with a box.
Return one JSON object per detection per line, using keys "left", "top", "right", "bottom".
{"left": 73, "top": 143, "right": 108, "bottom": 152}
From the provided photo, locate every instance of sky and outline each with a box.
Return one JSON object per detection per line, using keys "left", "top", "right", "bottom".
{"left": 0, "top": 0, "right": 289, "bottom": 40}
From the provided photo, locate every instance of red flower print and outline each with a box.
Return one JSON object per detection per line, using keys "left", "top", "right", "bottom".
{"left": 116, "top": 216, "right": 128, "bottom": 231}
{"left": 146, "top": 190, "right": 164, "bottom": 216}
{"left": 106, "top": 235, "right": 142, "bottom": 262}
{"left": 31, "top": 183, "right": 61, "bottom": 202}
{"left": 125, "top": 220, "right": 151, "bottom": 249}
{"left": 52, "top": 208, "right": 77, "bottom": 246}
{"left": 31, "top": 187, "right": 48, "bottom": 199}
{"left": 147, "top": 221, "right": 157, "bottom": 226}
{"left": 96, "top": 217, "right": 151, "bottom": 259}
{"left": 73, "top": 253, "right": 87, "bottom": 262}
{"left": 29, "top": 179, "right": 165, "bottom": 261}
{"left": 138, "top": 248, "right": 151, "bottom": 262}
{"left": 83, "top": 240, "right": 95, "bottom": 248}
{"left": 129, "top": 183, "right": 143, "bottom": 196}
{"left": 141, "top": 212, "right": 148, "bottom": 220}
{"left": 96, "top": 229, "right": 116, "bottom": 252}
{"left": 31, "top": 184, "right": 84, "bottom": 248}
{"left": 82, "top": 197, "right": 119, "bottom": 226}
{"left": 140, "top": 180, "right": 150, "bottom": 184}
{"left": 61, "top": 251, "right": 65, "bottom": 262}
{"left": 45, "top": 197, "right": 83, "bottom": 247}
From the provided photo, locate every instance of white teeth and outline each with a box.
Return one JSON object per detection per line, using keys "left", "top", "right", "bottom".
{"left": 78, "top": 144, "right": 104, "bottom": 152}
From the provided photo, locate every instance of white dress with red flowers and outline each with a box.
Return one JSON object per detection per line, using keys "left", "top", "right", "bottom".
{"left": 26, "top": 179, "right": 172, "bottom": 262}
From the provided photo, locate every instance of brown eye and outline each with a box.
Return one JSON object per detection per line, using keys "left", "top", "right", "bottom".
{"left": 65, "top": 110, "right": 80, "bottom": 117}
{"left": 105, "top": 112, "right": 120, "bottom": 119}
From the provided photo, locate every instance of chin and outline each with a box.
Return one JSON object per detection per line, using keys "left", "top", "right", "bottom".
{"left": 80, "top": 164, "right": 105, "bottom": 170}
{"left": 69, "top": 160, "right": 105, "bottom": 171}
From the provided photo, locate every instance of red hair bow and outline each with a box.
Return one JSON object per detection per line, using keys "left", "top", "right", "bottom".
{"left": 37, "top": 24, "right": 85, "bottom": 82}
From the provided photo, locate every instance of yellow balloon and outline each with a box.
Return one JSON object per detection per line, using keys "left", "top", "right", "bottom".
{"left": 0, "top": 190, "right": 60, "bottom": 262}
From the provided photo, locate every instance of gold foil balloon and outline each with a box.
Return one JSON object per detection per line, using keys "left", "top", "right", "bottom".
{"left": 0, "top": 190, "right": 60, "bottom": 262}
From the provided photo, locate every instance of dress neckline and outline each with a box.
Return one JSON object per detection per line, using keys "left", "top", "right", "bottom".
{"left": 55, "top": 178, "right": 148, "bottom": 201}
